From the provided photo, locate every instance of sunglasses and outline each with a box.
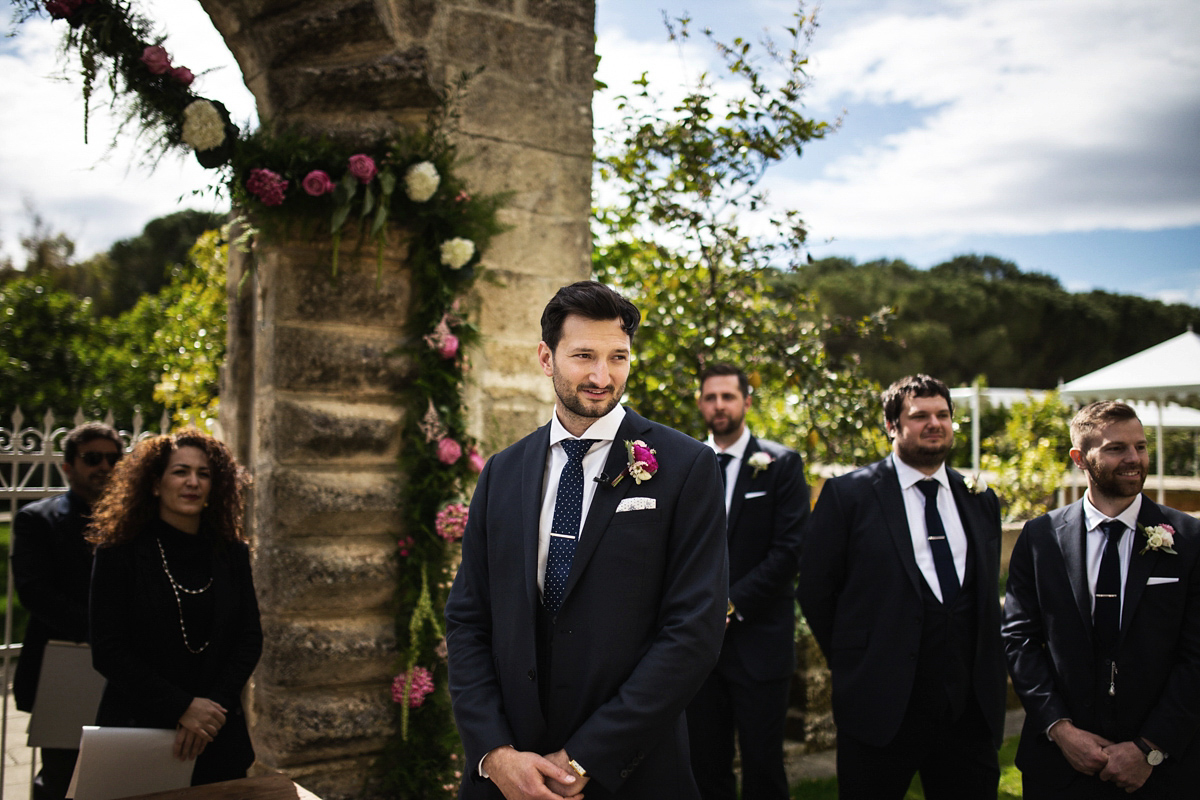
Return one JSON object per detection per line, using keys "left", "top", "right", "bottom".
{"left": 79, "top": 451, "right": 123, "bottom": 467}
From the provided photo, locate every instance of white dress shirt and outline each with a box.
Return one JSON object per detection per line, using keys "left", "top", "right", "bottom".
{"left": 536, "top": 403, "right": 627, "bottom": 593}
{"left": 893, "top": 453, "right": 969, "bottom": 603}
{"left": 1082, "top": 493, "right": 1141, "bottom": 620}
{"left": 706, "top": 427, "right": 751, "bottom": 514}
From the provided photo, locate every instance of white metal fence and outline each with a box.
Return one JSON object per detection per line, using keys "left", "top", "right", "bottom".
{"left": 0, "top": 408, "right": 168, "bottom": 798}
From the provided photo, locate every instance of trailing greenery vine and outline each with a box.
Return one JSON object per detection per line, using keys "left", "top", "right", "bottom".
{"left": 13, "top": 1, "right": 507, "bottom": 794}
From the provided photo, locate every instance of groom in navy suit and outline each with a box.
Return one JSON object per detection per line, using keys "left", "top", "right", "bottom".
{"left": 1003, "top": 401, "right": 1200, "bottom": 798}
{"left": 686, "top": 363, "right": 809, "bottom": 800}
{"left": 797, "top": 374, "right": 1006, "bottom": 799}
{"left": 445, "top": 281, "right": 729, "bottom": 799}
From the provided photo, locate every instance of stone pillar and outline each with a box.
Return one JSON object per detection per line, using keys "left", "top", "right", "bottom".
{"left": 208, "top": 1, "right": 596, "bottom": 796}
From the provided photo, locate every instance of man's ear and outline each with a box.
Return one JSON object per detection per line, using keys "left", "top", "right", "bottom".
{"left": 537, "top": 341, "right": 554, "bottom": 378}
{"left": 1069, "top": 447, "right": 1085, "bottom": 470}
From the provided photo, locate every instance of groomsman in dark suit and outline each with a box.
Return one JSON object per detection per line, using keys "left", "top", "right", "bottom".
{"left": 686, "top": 363, "right": 808, "bottom": 800}
{"left": 1003, "top": 400, "right": 1200, "bottom": 798}
{"left": 797, "top": 374, "right": 1006, "bottom": 799}
{"left": 445, "top": 281, "right": 729, "bottom": 799}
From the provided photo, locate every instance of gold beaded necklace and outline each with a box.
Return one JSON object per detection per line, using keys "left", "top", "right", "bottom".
{"left": 156, "top": 536, "right": 213, "bottom": 654}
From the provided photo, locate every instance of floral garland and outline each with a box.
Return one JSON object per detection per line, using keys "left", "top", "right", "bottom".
{"left": 19, "top": 1, "right": 503, "bottom": 796}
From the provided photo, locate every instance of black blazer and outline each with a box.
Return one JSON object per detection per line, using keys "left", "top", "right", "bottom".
{"left": 445, "top": 409, "right": 728, "bottom": 798}
{"left": 90, "top": 521, "right": 262, "bottom": 781}
{"left": 1002, "top": 496, "right": 1200, "bottom": 791}
{"left": 11, "top": 491, "right": 93, "bottom": 712}
{"left": 720, "top": 437, "right": 809, "bottom": 682}
{"left": 797, "top": 456, "right": 1007, "bottom": 748}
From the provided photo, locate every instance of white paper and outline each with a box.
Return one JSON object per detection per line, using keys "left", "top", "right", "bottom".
{"left": 29, "top": 641, "right": 107, "bottom": 749}
{"left": 67, "top": 727, "right": 195, "bottom": 800}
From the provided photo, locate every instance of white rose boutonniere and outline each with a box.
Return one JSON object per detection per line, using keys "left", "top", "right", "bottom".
{"left": 748, "top": 451, "right": 773, "bottom": 478}
{"left": 1138, "top": 523, "right": 1178, "bottom": 556}
{"left": 964, "top": 473, "right": 988, "bottom": 494}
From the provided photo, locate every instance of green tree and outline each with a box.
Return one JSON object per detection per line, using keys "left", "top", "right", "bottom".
{"left": 981, "top": 391, "right": 1073, "bottom": 521}
{"left": 593, "top": 6, "right": 888, "bottom": 466}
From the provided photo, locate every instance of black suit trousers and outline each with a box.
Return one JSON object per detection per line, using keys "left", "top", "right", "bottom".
{"left": 686, "top": 658, "right": 791, "bottom": 800}
{"left": 836, "top": 697, "right": 998, "bottom": 800}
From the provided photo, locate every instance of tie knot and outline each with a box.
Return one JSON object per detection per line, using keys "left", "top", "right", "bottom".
{"left": 917, "top": 480, "right": 940, "bottom": 501}
{"left": 717, "top": 452, "right": 734, "bottom": 469}
{"left": 1100, "top": 520, "right": 1126, "bottom": 543}
{"left": 561, "top": 438, "right": 597, "bottom": 462}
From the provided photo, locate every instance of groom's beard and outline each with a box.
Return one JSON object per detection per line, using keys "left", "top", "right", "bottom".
{"left": 552, "top": 370, "right": 626, "bottom": 421}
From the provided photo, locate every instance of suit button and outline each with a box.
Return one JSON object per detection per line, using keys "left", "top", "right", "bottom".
{"left": 620, "top": 770, "right": 630, "bottom": 778}
{"left": 527, "top": 670, "right": 536, "bottom": 681}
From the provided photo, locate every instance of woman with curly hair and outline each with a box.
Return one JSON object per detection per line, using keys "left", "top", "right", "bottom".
{"left": 88, "top": 428, "right": 262, "bottom": 785}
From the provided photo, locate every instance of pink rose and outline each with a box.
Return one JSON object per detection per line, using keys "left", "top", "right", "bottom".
{"left": 437, "top": 437, "right": 462, "bottom": 465}
{"left": 170, "top": 66, "right": 194, "bottom": 86}
{"left": 246, "top": 167, "right": 288, "bottom": 206}
{"left": 438, "top": 333, "right": 460, "bottom": 360}
{"left": 140, "top": 45, "right": 172, "bottom": 75}
{"left": 347, "top": 154, "right": 377, "bottom": 184}
{"left": 632, "top": 443, "right": 658, "bottom": 473}
{"left": 302, "top": 169, "right": 335, "bottom": 196}
{"left": 467, "top": 449, "right": 485, "bottom": 474}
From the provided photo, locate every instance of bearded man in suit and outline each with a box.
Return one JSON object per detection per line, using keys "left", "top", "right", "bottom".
{"left": 445, "top": 281, "right": 729, "bottom": 799}
{"left": 685, "top": 363, "right": 809, "bottom": 800}
{"left": 797, "top": 374, "right": 1006, "bottom": 799}
{"left": 1002, "top": 400, "right": 1200, "bottom": 798}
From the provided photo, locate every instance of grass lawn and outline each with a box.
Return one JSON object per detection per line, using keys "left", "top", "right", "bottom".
{"left": 791, "top": 735, "right": 1023, "bottom": 799}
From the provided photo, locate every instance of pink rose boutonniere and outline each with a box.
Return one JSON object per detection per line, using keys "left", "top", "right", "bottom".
{"left": 611, "top": 439, "right": 658, "bottom": 487}
{"left": 1138, "top": 523, "right": 1178, "bottom": 556}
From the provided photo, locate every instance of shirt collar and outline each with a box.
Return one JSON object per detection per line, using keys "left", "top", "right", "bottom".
{"left": 706, "top": 426, "right": 751, "bottom": 459}
{"left": 1082, "top": 492, "right": 1143, "bottom": 533}
{"left": 892, "top": 451, "right": 950, "bottom": 491}
{"left": 549, "top": 402, "right": 626, "bottom": 446}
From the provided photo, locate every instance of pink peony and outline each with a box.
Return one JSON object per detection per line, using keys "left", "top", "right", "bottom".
{"left": 170, "top": 66, "right": 194, "bottom": 86}
{"left": 438, "top": 333, "right": 460, "bottom": 360}
{"left": 302, "top": 169, "right": 336, "bottom": 196}
{"left": 246, "top": 168, "right": 288, "bottom": 206}
{"left": 467, "top": 449, "right": 485, "bottom": 474}
{"left": 140, "top": 45, "right": 172, "bottom": 75}
{"left": 435, "top": 502, "right": 469, "bottom": 541}
{"left": 391, "top": 666, "right": 435, "bottom": 708}
{"left": 347, "top": 154, "right": 378, "bottom": 184}
{"left": 437, "top": 437, "right": 462, "bottom": 465}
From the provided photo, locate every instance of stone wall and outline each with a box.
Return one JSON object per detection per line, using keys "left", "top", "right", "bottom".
{"left": 209, "top": 1, "right": 596, "bottom": 796}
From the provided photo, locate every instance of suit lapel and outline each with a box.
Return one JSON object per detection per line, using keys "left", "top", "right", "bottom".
{"left": 726, "top": 437, "right": 758, "bottom": 535}
{"left": 522, "top": 424, "right": 552, "bottom": 612}
{"left": 560, "top": 410, "right": 651, "bottom": 606}
{"left": 947, "top": 470, "right": 985, "bottom": 586}
{"left": 1054, "top": 501, "right": 1094, "bottom": 639}
{"left": 1121, "top": 495, "right": 1167, "bottom": 637}
{"left": 875, "top": 458, "right": 925, "bottom": 598}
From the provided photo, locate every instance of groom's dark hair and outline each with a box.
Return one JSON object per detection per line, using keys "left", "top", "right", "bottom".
{"left": 541, "top": 281, "right": 641, "bottom": 352}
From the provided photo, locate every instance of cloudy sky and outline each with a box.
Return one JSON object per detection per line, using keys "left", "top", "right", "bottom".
{"left": 3, "top": 0, "right": 1198, "bottom": 303}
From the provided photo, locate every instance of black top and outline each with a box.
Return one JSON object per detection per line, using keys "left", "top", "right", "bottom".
{"left": 90, "top": 518, "right": 262, "bottom": 782}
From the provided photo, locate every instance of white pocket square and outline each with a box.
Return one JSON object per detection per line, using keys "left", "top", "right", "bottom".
{"left": 744, "top": 491, "right": 767, "bottom": 499}
{"left": 616, "top": 497, "right": 656, "bottom": 512}
{"left": 1147, "top": 577, "right": 1179, "bottom": 585}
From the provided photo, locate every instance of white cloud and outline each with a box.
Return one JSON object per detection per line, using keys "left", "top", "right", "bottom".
{"left": 0, "top": 4, "right": 255, "bottom": 265}
{"left": 779, "top": 0, "right": 1200, "bottom": 240}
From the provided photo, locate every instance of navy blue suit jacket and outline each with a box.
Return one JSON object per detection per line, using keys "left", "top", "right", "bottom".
{"left": 719, "top": 437, "right": 808, "bottom": 682}
{"left": 797, "top": 456, "right": 1006, "bottom": 748}
{"left": 1002, "top": 496, "right": 1200, "bottom": 791}
{"left": 445, "top": 409, "right": 728, "bottom": 798}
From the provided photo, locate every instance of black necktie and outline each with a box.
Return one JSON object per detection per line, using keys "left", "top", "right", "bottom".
{"left": 1094, "top": 520, "right": 1125, "bottom": 660}
{"left": 917, "top": 480, "right": 960, "bottom": 605}
{"left": 717, "top": 452, "right": 734, "bottom": 490}
{"left": 543, "top": 438, "right": 596, "bottom": 613}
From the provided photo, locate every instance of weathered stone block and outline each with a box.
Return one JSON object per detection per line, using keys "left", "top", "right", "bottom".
{"left": 262, "top": 467, "right": 401, "bottom": 538}
{"left": 445, "top": 10, "right": 558, "bottom": 84}
{"left": 271, "top": 324, "right": 410, "bottom": 395}
{"left": 268, "top": 50, "right": 439, "bottom": 117}
{"left": 250, "top": 1, "right": 393, "bottom": 69}
{"left": 483, "top": 213, "right": 591, "bottom": 280}
{"left": 525, "top": 0, "right": 594, "bottom": 34}
{"left": 254, "top": 539, "right": 396, "bottom": 614}
{"left": 257, "top": 616, "right": 397, "bottom": 688}
{"left": 272, "top": 396, "right": 403, "bottom": 465}
{"left": 262, "top": 756, "right": 382, "bottom": 800}
{"left": 455, "top": 137, "right": 591, "bottom": 218}
{"left": 252, "top": 684, "right": 393, "bottom": 765}
{"left": 458, "top": 75, "right": 593, "bottom": 156}
{"left": 267, "top": 241, "right": 413, "bottom": 327}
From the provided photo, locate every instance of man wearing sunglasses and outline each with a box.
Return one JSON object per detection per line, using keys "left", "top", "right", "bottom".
{"left": 12, "top": 422, "right": 123, "bottom": 800}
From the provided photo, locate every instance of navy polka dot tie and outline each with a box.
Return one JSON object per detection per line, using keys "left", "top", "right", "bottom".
{"left": 544, "top": 439, "right": 596, "bottom": 613}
